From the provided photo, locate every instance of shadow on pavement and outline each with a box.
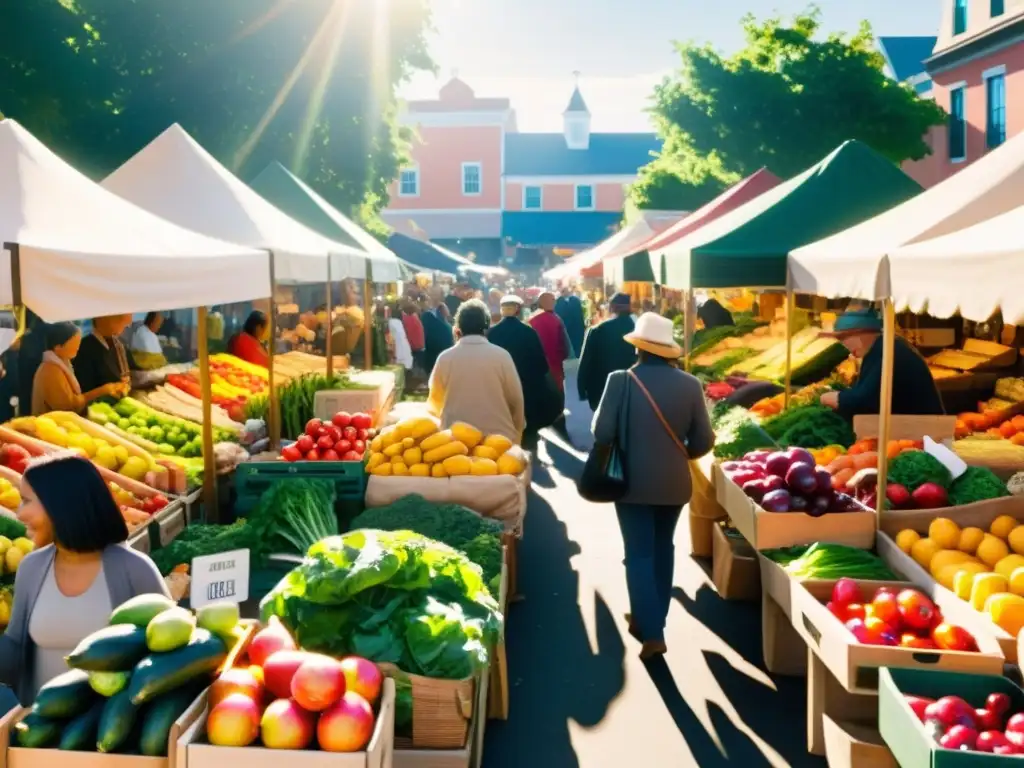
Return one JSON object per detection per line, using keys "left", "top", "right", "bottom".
{"left": 482, "top": 486, "right": 626, "bottom": 768}
{"left": 674, "top": 586, "right": 824, "bottom": 767}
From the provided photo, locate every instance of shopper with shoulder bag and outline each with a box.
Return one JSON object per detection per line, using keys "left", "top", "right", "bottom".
{"left": 587, "top": 313, "right": 715, "bottom": 660}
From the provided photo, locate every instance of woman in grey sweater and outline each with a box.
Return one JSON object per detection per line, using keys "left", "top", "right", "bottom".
{"left": 592, "top": 313, "right": 715, "bottom": 660}
{"left": 0, "top": 453, "right": 169, "bottom": 705}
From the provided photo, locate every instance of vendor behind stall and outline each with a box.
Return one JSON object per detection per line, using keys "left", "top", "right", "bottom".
{"left": 819, "top": 308, "right": 943, "bottom": 419}
{"left": 32, "top": 323, "right": 124, "bottom": 415}
{"left": 129, "top": 312, "right": 167, "bottom": 370}
{"left": 697, "top": 295, "right": 734, "bottom": 330}
{"left": 75, "top": 315, "right": 136, "bottom": 397}
{"left": 227, "top": 311, "right": 270, "bottom": 367}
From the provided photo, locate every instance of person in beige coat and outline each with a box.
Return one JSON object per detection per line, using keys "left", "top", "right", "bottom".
{"left": 427, "top": 299, "right": 525, "bottom": 442}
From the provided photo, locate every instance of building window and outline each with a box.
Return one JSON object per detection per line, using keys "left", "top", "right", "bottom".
{"left": 523, "top": 186, "right": 542, "bottom": 210}
{"left": 954, "top": 0, "right": 968, "bottom": 35}
{"left": 575, "top": 184, "right": 594, "bottom": 210}
{"left": 398, "top": 168, "right": 419, "bottom": 197}
{"left": 986, "top": 68, "right": 1007, "bottom": 148}
{"left": 462, "top": 163, "right": 481, "bottom": 196}
{"left": 949, "top": 85, "right": 967, "bottom": 161}
{"left": 992, "top": 0, "right": 1005, "bottom": 16}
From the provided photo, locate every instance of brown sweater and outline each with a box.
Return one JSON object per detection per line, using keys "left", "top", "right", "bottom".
{"left": 32, "top": 361, "right": 85, "bottom": 415}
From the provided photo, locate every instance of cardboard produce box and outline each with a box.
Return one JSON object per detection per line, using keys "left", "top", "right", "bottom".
{"left": 0, "top": 691, "right": 206, "bottom": 768}
{"left": 177, "top": 679, "right": 395, "bottom": 768}
{"left": 821, "top": 716, "right": 896, "bottom": 768}
{"left": 711, "top": 524, "right": 759, "bottom": 601}
{"left": 713, "top": 463, "right": 875, "bottom": 550}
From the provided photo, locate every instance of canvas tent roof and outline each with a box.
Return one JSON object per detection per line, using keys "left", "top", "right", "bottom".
{"left": 386, "top": 234, "right": 506, "bottom": 277}
{"left": 103, "top": 124, "right": 365, "bottom": 284}
{"left": 249, "top": 162, "right": 402, "bottom": 283}
{"left": 0, "top": 119, "right": 269, "bottom": 322}
{"left": 789, "top": 130, "right": 1024, "bottom": 301}
{"left": 884, "top": 204, "right": 1024, "bottom": 323}
{"left": 654, "top": 141, "right": 922, "bottom": 290}
{"left": 543, "top": 221, "right": 660, "bottom": 281}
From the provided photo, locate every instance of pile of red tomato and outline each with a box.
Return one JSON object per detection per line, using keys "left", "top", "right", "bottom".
{"left": 827, "top": 578, "right": 979, "bottom": 651}
{"left": 280, "top": 412, "right": 375, "bottom": 463}
{"left": 907, "top": 692, "right": 1024, "bottom": 754}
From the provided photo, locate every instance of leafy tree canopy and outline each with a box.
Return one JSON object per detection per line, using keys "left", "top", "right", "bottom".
{"left": 0, "top": 0, "right": 433, "bottom": 231}
{"left": 630, "top": 7, "right": 945, "bottom": 211}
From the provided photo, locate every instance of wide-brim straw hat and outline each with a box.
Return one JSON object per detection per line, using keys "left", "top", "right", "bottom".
{"left": 624, "top": 312, "right": 682, "bottom": 358}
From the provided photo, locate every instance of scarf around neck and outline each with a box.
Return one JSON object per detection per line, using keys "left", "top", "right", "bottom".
{"left": 42, "top": 350, "right": 82, "bottom": 395}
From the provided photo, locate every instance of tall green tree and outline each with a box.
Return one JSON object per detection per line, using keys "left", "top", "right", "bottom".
{"left": 0, "top": 0, "right": 433, "bottom": 230}
{"left": 631, "top": 8, "right": 945, "bottom": 211}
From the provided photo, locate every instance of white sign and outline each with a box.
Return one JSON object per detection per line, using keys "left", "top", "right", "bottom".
{"left": 190, "top": 549, "right": 250, "bottom": 609}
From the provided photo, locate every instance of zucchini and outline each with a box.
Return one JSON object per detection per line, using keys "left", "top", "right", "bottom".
{"left": 138, "top": 683, "right": 205, "bottom": 756}
{"left": 34, "top": 668, "right": 96, "bottom": 718}
{"left": 97, "top": 689, "right": 140, "bottom": 753}
{"left": 60, "top": 699, "right": 106, "bottom": 751}
{"left": 67, "top": 624, "right": 150, "bottom": 672}
{"left": 110, "top": 594, "right": 176, "bottom": 628}
{"left": 128, "top": 628, "right": 227, "bottom": 705}
{"left": 14, "top": 713, "right": 62, "bottom": 748}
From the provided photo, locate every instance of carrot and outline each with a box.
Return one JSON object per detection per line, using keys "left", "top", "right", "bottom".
{"left": 832, "top": 467, "right": 855, "bottom": 489}
{"left": 852, "top": 451, "right": 879, "bottom": 471}
{"left": 827, "top": 455, "right": 855, "bottom": 473}
{"left": 886, "top": 441, "right": 902, "bottom": 460}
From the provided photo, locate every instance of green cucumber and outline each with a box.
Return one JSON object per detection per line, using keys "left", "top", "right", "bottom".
{"left": 14, "top": 713, "right": 62, "bottom": 748}
{"left": 138, "top": 683, "right": 204, "bottom": 756}
{"left": 67, "top": 624, "right": 150, "bottom": 672}
{"left": 128, "top": 628, "right": 227, "bottom": 705}
{"left": 89, "top": 670, "right": 131, "bottom": 697}
{"left": 97, "top": 689, "right": 140, "bottom": 753}
{"left": 110, "top": 594, "right": 176, "bottom": 628}
{"left": 34, "top": 668, "right": 96, "bottom": 718}
{"left": 59, "top": 699, "right": 106, "bottom": 751}
{"left": 146, "top": 607, "right": 195, "bottom": 652}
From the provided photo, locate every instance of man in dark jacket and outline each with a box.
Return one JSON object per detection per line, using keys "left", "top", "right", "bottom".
{"left": 488, "top": 295, "right": 560, "bottom": 449}
{"left": 555, "top": 287, "right": 586, "bottom": 358}
{"left": 421, "top": 286, "right": 454, "bottom": 374}
{"left": 577, "top": 293, "right": 637, "bottom": 411}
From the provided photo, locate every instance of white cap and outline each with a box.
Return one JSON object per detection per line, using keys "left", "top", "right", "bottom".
{"left": 500, "top": 294, "right": 524, "bottom": 306}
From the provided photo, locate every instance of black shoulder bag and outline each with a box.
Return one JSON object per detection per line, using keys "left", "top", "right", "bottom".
{"left": 577, "top": 373, "right": 631, "bottom": 503}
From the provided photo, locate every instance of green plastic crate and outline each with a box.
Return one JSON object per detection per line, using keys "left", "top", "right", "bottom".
{"left": 879, "top": 667, "right": 1024, "bottom": 767}
{"left": 234, "top": 460, "right": 365, "bottom": 512}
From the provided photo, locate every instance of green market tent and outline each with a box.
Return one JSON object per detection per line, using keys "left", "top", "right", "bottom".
{"left": 250, "top": 162, "right": 402, "bottom": 282}
{"left": 651, "top": 140, "right": 923, "bottom": 290}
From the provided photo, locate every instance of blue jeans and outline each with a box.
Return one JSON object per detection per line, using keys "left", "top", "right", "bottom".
{"left": 615, "top": 503, "right": 682, "bottom": 643}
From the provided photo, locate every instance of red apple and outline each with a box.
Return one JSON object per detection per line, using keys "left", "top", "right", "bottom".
{"left": 975, "top": 708, "right": 1002, "bottom": 732}
{"left": 209, "top": 667, "right": 264, "bottom": 710}
{"left": 926, "top": 696, "right": 976, "bottom": 729}
{"left": 291, "top": 655, "right": 347, "bottom": 712}
{"left": 862, "top": 616, "right": 897, "bottom": 646}
{"left": 317, "top": 692, "right": 376, "bottom": 752}
{"left": 897, "top": 589, "right": 936, "bottom": 631}
{"left": 995, "top": 744, "right": 1021, "bottom": 755}
{"left": 325, "top": 425, "right": 342, "bottom": 443}
{"left": 305, "top": 419, "right": 323, "bottom": 437}
{"left": 932, "top": 623, "right": 977, "bottom": 652}
{"left": 317, "top": 435, "right": 336, "bottom": 452}
{"left": 845, "top": 618, "right": 870, "bottom": 644}
{"left": 342, "top": 426, "right": 358, "bottom": 441}
{"left": 1005, "top": 712, "right": 1024, "bottom": 746}
{"left": 987, "top": 693, "right": 1011, "bottom": 715}
{"left": 870, "top": 591, "right": 902, "bottom": 630}
{"left": 826, "top": 601, "right": 846, "bottom": 621}
{"left": 332, "top": 412, "right": 352, "bottom": 429}
{"left": 340, "top": 657, "right": 383, "bottom": 704}
{"left": 260, "top": 698, "right": 316, "bottom": 750}
{"left": 905, "top": 696, "right": 934, "bottom": 722}
{"left": 342, "top": 451, "right": 361, "bottom": 461}
{"left": 353, "top": 439, "right": 366, "bottom": 454}
{"left": 351, "top": 413, "right": 372, "bottom": 430}
{"left": 295, "top": 435, "right": 314, "bottom": 454}
{"left": 976, "top": 730, "right": 1011, "bottom": 753}
{"left": 281, "top": 445, "right": 302, "bottom": 462}
{"left": 831, "top": 578, "right": 861, "bottom": 607}
{"left": 207, "top": 693, "right": 261, "bottom": 747}
{"left": 321, "top": 449, "right": 340, "bottom": 462}
{"left": 335, "top": 439, "right": 353, "bottom": 454}
{"left": 263, "top": 650, "right": 316, "bottom": 699}
{"left": 939, "top": 725, "right": 978, "bottom": 751}
{"left": 356, "top": 428, "right": 368, "bottom": 441}
{"left": 899, "top": 633, "right": 937, "bottom": 650}
{"left": 248, "top": 621, "right": 297, "bottom": 668}
{"left": 305, "top": 449, "right": 320, "bottom": 462}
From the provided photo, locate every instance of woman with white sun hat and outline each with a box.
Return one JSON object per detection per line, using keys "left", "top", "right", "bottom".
{"left": 591, "top": 312, "right": 716, "bottom": 660}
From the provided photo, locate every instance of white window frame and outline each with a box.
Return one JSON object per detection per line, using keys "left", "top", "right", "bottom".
{"left": 522, "top": 185, "right": 543, "bottom": 210}
{"left": 574, "top": 183, "right": 595, "bottom": 211}
{"left": 948, "top": 82, "right": 968, "bottom": 163}
{"left": 461, "top": 162, "right": 482, "bottom": 197}
{"left": 398, "top": 166, "right": 419, "bottom": 197}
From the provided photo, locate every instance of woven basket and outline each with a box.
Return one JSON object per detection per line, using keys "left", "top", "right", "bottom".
{"left": 380, "top": 664, "right": 475, "bottom": 749}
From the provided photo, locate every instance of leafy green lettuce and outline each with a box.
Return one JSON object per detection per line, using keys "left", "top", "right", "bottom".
{"left": 260, "top": 529, "right": 502, "bottom": 682}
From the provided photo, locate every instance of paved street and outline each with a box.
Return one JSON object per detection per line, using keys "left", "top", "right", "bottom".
{"left": 481, "top": 373, "right": 825, "bottom": 767}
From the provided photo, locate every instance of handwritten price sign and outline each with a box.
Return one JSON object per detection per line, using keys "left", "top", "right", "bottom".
{"left": 190, "top": 549, "right": 250, "bottom": 609}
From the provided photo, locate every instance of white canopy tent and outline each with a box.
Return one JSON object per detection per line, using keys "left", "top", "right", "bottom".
{"left": 249, "top": 162, "right": 402, "bottom": 283}
{"left": 0, "top": 119, "right": 269, "bottom": 322}
{"left": 543, "top": 221, "right": 657, "bottom": 282}
{"left": 789, "top": 130, "right": 1024, "bottom": 300}
{"left": 103, "top": 124, "right": 365, "bottom": 284}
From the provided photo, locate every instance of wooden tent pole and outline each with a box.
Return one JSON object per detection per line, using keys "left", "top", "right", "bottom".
{"left": 363, "top": 261, "right": 372, "bottom": 370}
{"left": 325, "top": 257, "right": 334, "bottom": 380}
{"left": 267, "top": 254, "right": 280, "bottom": 449}
{"left": 784, "top": 290, "right": 795, "bottom": 409}
{"left": 875, "top": 299, "right": 896, "bottom": 530}
{"left": 197, "top": 306, "right": 219, "bottom": 522}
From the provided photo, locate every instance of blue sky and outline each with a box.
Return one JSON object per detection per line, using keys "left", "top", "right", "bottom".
{"left": 401, "top": 0, "right": 939, "bottom": 131}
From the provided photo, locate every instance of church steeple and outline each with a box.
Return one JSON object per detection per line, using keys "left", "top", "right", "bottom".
{"left": 563, "top": 72, "right": 591, "bottom": 150}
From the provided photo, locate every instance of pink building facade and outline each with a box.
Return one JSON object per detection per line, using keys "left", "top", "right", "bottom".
{"left": 903, "top": 0, "right": 1024, "bottom": 187}
{"left": 382, "top": 78, "right": 660, "bottom": 268}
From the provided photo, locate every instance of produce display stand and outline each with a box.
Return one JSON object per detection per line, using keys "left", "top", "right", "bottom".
{"left": 487, "top": 548, "right": 511, "bottom": 721}
{"left": 127, "top": 497, "right": 187, "bottom": 555}
{"left": 710, "top": 523, "right": 760, "bottom": 601}
{"left": 233, "top": 458, "right": 366, "bottom": 515}
{"left": 178, "top": 679, "right": 396, "bottom": 768}
{"left": 688, "top": 454, "right": 726, "bottom": 559}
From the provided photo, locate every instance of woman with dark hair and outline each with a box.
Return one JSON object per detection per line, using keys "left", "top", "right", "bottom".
{"left": 0, "top": 453, "right": 168, "bottom": 703}
{"left": 31, "top": 323, "right": 124, "bottom": 415}
{"left": 227, "top": 310, "right": 270, "bottom": 367}
{"left": 427, "top": 299, "right": 525, "bottom": 441}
